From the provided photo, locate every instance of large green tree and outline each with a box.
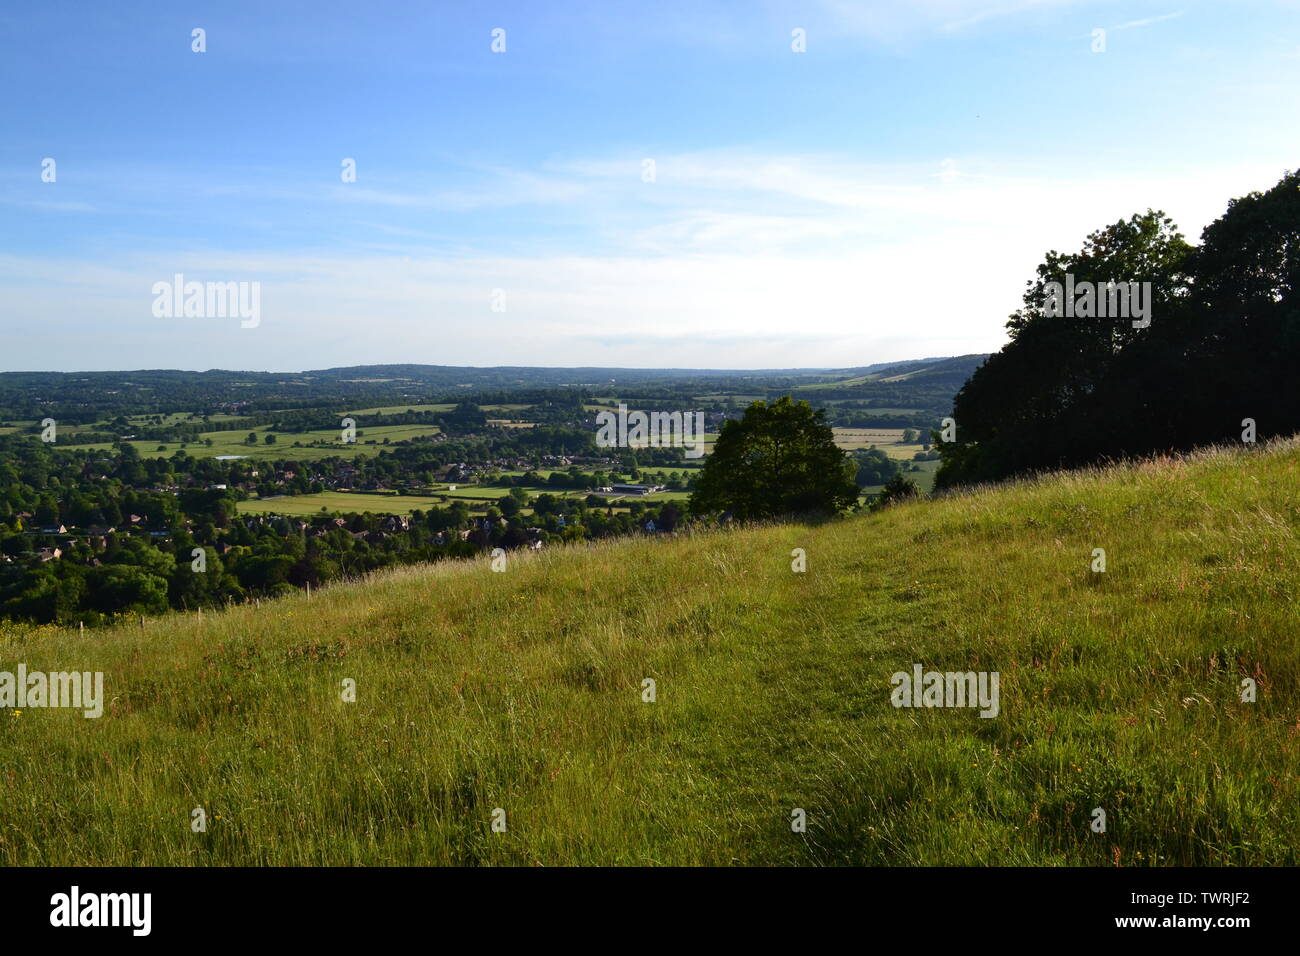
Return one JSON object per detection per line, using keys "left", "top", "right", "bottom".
{"left": 691, "top": 396, "right": 858, "bottom": 520}
{"left": 937, "top": 169, "right": 1300, "bottom": 489}
{"left": 937, "top": 210, "right": 1193, "bottom": 487}
{"left": 1165, "top": 169, "right": 1300, "bottom": 443}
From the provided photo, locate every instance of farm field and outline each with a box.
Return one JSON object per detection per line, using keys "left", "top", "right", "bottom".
{"left": 3, "top": 438, "right": 1297, "bottom": 864}
{"left": 285, "top": 424, "right": 442, "bottom": 447}
{"left": 437, "top": 485, "right": 534, "bottom": 501}
{"left": 635, "top": 490, "right": 690, "bottom": 502}
{"left": 236, "top": 492, "right": 449, "bottom": 516}
{"left": 639, "top": 463, "right": 704, "bottom": 473}
{"left": 344, "top": 404, "right": 456, "bottom": 416}
{"left": 860, "top": 459, "right": 942, "bottom": 497}
{"left": 822, "top": 405, "right": 925, "bottom": 415}
{"left": 122, "top": 412, "right": 202, "bottom": 427}
{"left": 61, "top": 423, "right": 442, "bottom": 461}
{"left": 236, "top": 484, "right": 692, "bottom": 517}
{"left": 831, "top": 427, "right": 932, "bottom": 458}
{"left": 908, "top": 459, "right": 941, "bottom": 491}
{"left": 794, "top": 375, "right": 874, "bottom": 389}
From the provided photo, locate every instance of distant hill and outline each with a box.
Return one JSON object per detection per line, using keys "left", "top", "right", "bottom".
{"left": 866, "top": 354, "right": 989, "bottom": 385}
{"left": 3, "top": 435, "right": 1293, "bottom": 865}
{"left": 0, "top": 358, "right": 987, "bottom": 428}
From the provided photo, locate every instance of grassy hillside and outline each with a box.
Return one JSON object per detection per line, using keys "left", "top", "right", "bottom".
{"left": 2, "top": 440, "right": 1298, "bottom": 865}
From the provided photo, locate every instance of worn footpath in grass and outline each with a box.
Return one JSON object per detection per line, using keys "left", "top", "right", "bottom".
{"left": 1, "top": 440, "right": 1298, "bottom": 865}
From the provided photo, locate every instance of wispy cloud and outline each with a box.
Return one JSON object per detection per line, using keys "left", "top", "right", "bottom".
{"left": 941, "top": 0, "right": 1081, "bottom": 32}
{"left": 0, "top": 197, "right": 96, "bottom": 213}
{"left": 1113, "top": 10, "right": 1185, "bottom": 31}
{"left": 0, "top": 154, "right": 1282, "bottom": 371}
{"left": 805, "top": 0, "right": 1085, "bottom": 40}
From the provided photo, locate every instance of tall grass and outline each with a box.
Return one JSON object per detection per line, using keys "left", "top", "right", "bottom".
{"left": 1, "top": 440, "right": 1297, "bottom": 865}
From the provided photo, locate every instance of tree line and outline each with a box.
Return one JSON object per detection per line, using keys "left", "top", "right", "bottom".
{"left": 936, "top": 169, "right": 1300, "bottom": 488}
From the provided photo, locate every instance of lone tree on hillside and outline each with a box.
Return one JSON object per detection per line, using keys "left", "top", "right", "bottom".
{"left": 691, "top": 396, "right": 859, "bottom": 521}
{"left": 873, "top": 472, "right": 920, "bottom": 510}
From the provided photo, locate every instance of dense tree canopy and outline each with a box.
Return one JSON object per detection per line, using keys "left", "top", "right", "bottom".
{"left": 691, "top": 396, "right": 858, "bottom": 520}
{"left": 937, "top": 169, "right": 1300, "bottom": 488}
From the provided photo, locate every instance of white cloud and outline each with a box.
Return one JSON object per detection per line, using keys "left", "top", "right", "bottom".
{"left": 807, "top": 0, "right": 1086, "bottom": 37}
{"left": 1, "top": 153, "right": 1290, "bottom": 371}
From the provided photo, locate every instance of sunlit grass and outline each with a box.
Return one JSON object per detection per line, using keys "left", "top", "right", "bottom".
{"left": 0, "top": 439, "right": 1297, "bottom": 864}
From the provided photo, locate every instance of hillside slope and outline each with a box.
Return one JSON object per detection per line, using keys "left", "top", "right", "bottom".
{"left": 2, "top": 441, "right": 1298, "bottom": 865}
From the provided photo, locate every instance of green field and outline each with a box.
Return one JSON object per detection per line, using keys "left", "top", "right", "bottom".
{"left": 2, "top": 439, "right": 1298, "bottom": 864}
{"left": 794, "top": 375, "right": 874, "bottom": 390}
{"left": 237, "top": 492, "right": 450, "bottom": 516}
{"left": 833, "top": 427, "right": 904, "bottom": 451}
{"left": 60, "top": 423, "right": 442, "bottom": 461}
{"left": 436, "top": 485, "right": 532, "bottom": 501}
{"left": 236, "top": 481, "right": 690, "bottom": 514}
{"left": 823, "top": 404, "right": 925, "bottom": 414}
{"left": 635, "top": 490, "right": 691, "bottom": 503}
{"left": 859, "top": 459, "right": 941, "bottom": 498}
{"left": 116, "top": 412, "right": 198, "bottom": 427}
{"left": 908, "top": 458, "right": 941, "bottom": 491}
{"left": 344, "top": 404, "right": 456, "bottom": 416}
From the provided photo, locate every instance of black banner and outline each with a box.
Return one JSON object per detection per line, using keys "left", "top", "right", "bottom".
{"left": 0, "top": 866, "right": 1278, "bottom": 942}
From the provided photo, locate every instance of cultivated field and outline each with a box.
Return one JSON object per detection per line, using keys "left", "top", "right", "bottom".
{"left": 344, "top": 404, "right": 457, "bottom": 416}
{"left": 61, "top": 423, "right": 442, "bottom": 461}
{"left": 831, "top": 427, "right": 926, "bottom": 454}
{"left": 236, "top": 492, "right": 449, "bottom": 517}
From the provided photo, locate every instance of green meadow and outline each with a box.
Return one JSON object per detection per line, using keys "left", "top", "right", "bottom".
{"left": 344, "top": 404, "right": 457, "bottom": 416}
{"left": 0, "top": 439, "right": 1297, "bottom": 865}
{"left": 61, "top": 423, "right": 442, "bottom": 461}
{"left": 234, "top": 484, "right": 692, "bottom": 519}
{"left": 236, "top": 492, "right": 450, "bottom": 517}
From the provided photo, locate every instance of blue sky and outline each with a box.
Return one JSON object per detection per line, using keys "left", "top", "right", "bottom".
{"left": 1, "top": 0, "right": 1298, "bottom": 371}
